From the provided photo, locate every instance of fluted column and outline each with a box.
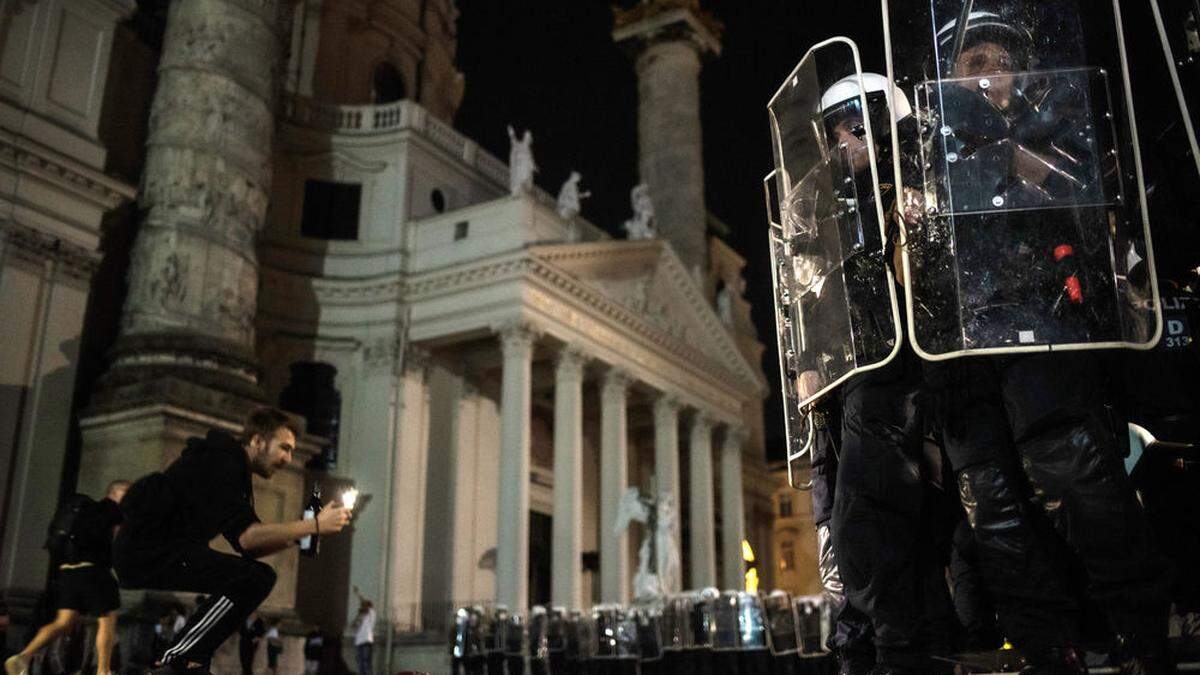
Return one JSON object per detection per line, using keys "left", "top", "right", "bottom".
{"left": 688, "top": 412, "right": 716, "bottom": 588}
{"left": 108, "top": 0, "right": 286, "bottom": 391}
{"left": 653, "top": 394, "right": 682, "bottom": 593}
{"left": 600, "top": 368, "right": 631, "bottom": 604}
{"left": 496, "top": 324, "right": 536, "bottom": 611}
{"left": 719, "top": 427, "right": 748, "bottom": 591}
{"left": 552, "top": 347, "right": 587, "bottom": 609}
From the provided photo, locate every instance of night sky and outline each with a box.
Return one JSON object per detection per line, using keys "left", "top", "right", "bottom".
{"left": 452, "top": 0, "right": 1194, "bottom": 461}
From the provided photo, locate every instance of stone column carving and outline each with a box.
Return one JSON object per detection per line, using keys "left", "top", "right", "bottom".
{"left": 653, "top": 393, "right": 682, "bottom": 592}
{"left": 688, "top": 411, "right": 716, "bottom": 588}
{"left": 719, "top": 426, "right": 748, "bottom": 590}
{"left": 614, "top": 3, "right": 721, "bottom": 280}
{"left": 495, "top": 323, "right": 536, "bottom": 610}
{"left": 551, "top": 347, "right": 587, "bottom": 609}
{"left": 104, "top": 0, "right": 288, "bottom": 402}
{"left": 600, "top": 368, "right": 631, "bottom": 604}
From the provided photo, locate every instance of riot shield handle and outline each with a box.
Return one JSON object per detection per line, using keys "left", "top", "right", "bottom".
{"left": 787, "top": 408, "right": 817, "bottom": 491}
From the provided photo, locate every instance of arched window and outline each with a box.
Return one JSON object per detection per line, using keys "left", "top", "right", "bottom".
{"left": 372, "top": 62, "right": 407, "bottom": 104}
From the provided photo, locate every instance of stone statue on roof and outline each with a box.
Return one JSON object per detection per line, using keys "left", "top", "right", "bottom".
{"left": 555, "top": 171, "right": 591, "bottom": 220}
{"left": 623, "top": 183, "right": 657, "bottom": 240}
{"left": 506, "top": 125, "right": 537, "bottom": 196}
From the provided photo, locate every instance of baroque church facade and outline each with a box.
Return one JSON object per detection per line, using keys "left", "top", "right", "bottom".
{"left": 1, "top": 0, "right": 818, "bottom": 671}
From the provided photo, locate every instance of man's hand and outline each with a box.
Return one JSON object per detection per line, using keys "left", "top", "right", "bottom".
{"left": 317, "top": 502, "right": 351, "bottom": 534}
{"left": 798, "top": 370, "right": 822, "bottom": 401}
{"left": 237, "top": 502, "right": 351, "bottom": 558}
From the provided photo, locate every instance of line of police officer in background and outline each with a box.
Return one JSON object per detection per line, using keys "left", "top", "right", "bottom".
{"left": 450, "top": 591, "right": 833, "bottom": 675}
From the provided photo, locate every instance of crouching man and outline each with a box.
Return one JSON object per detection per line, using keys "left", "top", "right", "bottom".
{"left": 114, "top": 407, "right": 351, "bottom": 675}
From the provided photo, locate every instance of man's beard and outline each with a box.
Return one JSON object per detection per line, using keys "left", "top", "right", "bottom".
{"left": 251, "top": 455, "right": 277, "bottom": 478}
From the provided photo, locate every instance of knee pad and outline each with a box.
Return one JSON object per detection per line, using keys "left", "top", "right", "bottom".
{"left": 957, "top": 462, "right": 1025, "bottom": 535}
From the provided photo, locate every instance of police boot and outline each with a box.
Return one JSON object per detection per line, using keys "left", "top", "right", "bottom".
{"left": 1113, "top": 635, "right": 1177, "bottom": 675}
{"left": 1019, "top": 647, "right": 1088, "bottom": 674}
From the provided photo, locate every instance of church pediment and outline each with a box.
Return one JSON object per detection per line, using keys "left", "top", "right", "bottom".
{"left": 530, "top": 240, "right": 764, "bottom": 396}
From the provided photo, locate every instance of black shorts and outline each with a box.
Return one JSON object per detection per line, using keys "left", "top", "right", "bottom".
{"left": 267, "top": 646, "right": 282, "bottom": 668}
{"left": 57, "top": 566, "right": 120, "bottom": 615}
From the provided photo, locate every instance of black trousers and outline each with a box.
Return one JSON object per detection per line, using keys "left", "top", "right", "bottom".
{"left": 929, "top": 352, "right": 1173, "bottom": 646}
{"left": 830, "top": 349, "right": 957, "bottom": 671}
{"left": 809, "top": 404, "right": 874, "bottom": 665}
{"left": 113, "top": 538, "right": 277, "bottom": 667}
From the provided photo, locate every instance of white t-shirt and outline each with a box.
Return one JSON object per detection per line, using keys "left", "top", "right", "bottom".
{"left": 354, "top": 609, "right": 376, "bottom": 646}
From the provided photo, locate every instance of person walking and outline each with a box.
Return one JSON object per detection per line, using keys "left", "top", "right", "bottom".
{"left": 5, "top": 481, "right": 129, "bottom": 675}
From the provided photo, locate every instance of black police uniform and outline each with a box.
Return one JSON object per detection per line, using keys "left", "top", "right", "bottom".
{"left": 57, "top": 498, "right": 123, "bottom": 616}
{"left": 918, "top": 73, "right": 1175, "bottom": 653}
{"left": 808, "top": 400, "right": 875, "bottom": 669}
{"left": 114, "top": 430, "right": 277, "bottom": 671}
{"left": 819, "top": 173, "right": 959, "bottom": 672}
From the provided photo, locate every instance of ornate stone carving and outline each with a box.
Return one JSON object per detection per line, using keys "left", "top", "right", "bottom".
{"left": 112, "top": 0, "right": 284, "bottom": 385}
{"left": 150, "top": 252, "right": 189, "bottom": 307}
{"left": 555, "top": 346, "right": 588, "bottom": 380}
{"left": 497, "top": 320, "right": 539, "bottom": 358}
{"left": 601, "top": 367, "right": 631, "bottom": 397}
{"left": 654, "top": 392, "right": 682, "bottom": 416}
{"left": 362, "top": 333, "right": 401, "bottom": 369}
{"left": 0, "top": 221, "right": 100, "bottom": 281}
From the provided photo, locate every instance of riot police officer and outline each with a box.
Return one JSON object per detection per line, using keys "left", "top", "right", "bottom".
{"left": 882, "top": 2, "right": 1177, "bottom": 672}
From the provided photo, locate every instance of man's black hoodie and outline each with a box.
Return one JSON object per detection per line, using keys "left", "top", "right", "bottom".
{"left": 120, "top": 430, "right": 260, "bottom": 555}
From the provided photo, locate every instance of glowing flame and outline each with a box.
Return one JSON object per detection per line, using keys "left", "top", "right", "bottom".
{"left": 342, "top": 488, "right": 359, "bottom": 510}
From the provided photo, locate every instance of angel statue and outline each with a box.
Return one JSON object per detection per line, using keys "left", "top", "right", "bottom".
{"left": 623, "top": 183, "right": 657, "bottom": 240}
{"left": 614, "top": 486, "right": 682, "bottom": 599}
{"left": 507, "top": 125, "right": 538, "bottom": 196}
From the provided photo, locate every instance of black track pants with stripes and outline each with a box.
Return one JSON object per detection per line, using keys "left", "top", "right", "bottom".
{"left": 114, "top": 540, "right": 277, "bottom": 667}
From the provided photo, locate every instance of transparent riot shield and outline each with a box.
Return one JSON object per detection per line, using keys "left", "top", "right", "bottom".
{"left": 763, "top": 592, "right": 800, "bottom": 656}
{"left": 766, "top": 37, "right": 903, "bottom": 490}
{"left": 883, "top": 0, "right": 1163, "bottom": 358}
{"left": 1150, "top": 0, "right": 1200, "bottom": 177}
{"left": 736, "top": 593, "right": 769, "bottom": 651}
{"left": 591, "top": 605, "right": 639, "bottom": 660}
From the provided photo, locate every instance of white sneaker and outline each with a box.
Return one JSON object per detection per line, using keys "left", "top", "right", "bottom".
{"left": 4, "top": 655, "right": 28, "bottom": 675}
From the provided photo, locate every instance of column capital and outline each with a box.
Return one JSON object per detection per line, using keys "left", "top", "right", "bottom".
{"left": 690, "top": 410, "right": 714, "bottom": 433}
{"left": 724, "top": 425, "right": 749, "bottom": 448}
{"left": 601, "top": 367, "right": 632, "bottom": 396}
{"left": 555, "top": 345, "right": 589, "bottom": 378}
{"left": 653, "top": 392, "right": 682, "bottom": 416}
{"left": 496, "top": 320, "right": 540, "bottom": 357}
{"left": 400, "top": 345, "right": 432, "bottom": 378}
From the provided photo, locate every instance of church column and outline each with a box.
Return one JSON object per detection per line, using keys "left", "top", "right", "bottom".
{"left": 600, "top": 368, "right": 631, "bottom": 604}
{"left": 388, "top": 349, "right": 431, "bottom": 630}
{"left": 496, "top": 323, "right": 536, "bottom": 611}
{"left": 552, "top": 347, "right": 587, "bottom": 609}
{"left": 613, "top": 4, "right": 721, "bottom": 280}
{"left": 689, "top": 411, "right": 716, "bottom": 588}
{"left": 102, "top": 0, "right": 285, "bottom": 390}
{"left": 719, "top": 427, "right": 748, "bottom": 591}
{"left": 653, "top": 393, "right": 682, "bottom": 593}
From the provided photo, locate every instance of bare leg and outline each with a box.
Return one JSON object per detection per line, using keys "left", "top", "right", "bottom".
{"left": 19, "top": 610, "right": 80, "bottom": 659}
{"left": 96, "top": 612, "right": 118, "bottom": 675}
